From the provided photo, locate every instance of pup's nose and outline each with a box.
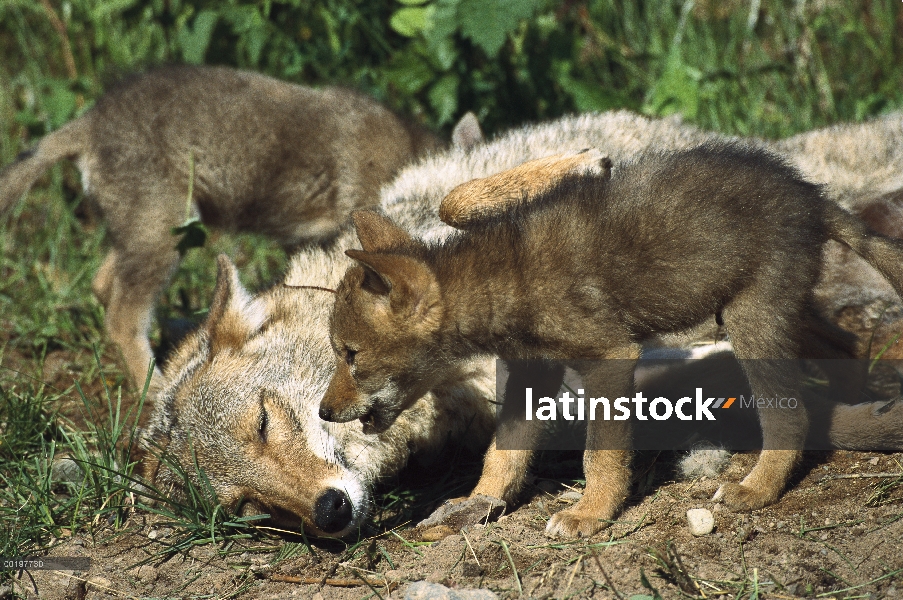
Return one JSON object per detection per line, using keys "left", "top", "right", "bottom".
{"left": 319, "top": 405, "right": 335, "bottom": 421}
{"left": 314, "top": 488, "right": 353, "bottom": 533}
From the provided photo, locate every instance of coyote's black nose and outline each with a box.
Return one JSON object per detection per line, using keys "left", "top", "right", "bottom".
{"left": 319, "top": 406, "right": 334, "bottom": 421}
{"left": 314, "top": 488, "right": 352, "bottom": 533}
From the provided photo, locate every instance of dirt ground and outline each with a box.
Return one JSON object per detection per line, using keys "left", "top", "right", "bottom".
{"left": 7, "top": 446, "right": 903, "bottom": 600}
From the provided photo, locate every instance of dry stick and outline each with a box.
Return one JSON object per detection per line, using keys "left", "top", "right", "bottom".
{"left": 270, "top": 574, "right": 397, "bottom": 590}
{"left": 461, "top": 530, "right": 480, "bottom": 568}
{"left": 590, "top": 549, "right": 626, "bottom": 600}
{"left": 819, "top": 472, "right": 902, "bottom": 481}
{"left": 283, "top": 284, "right": 337, "bottom": 294}
{"left": 38, "top": 0, "right": 78, "bottom": 80}
{"left": 564, "top": 555, "right": 583, "bottom": 595}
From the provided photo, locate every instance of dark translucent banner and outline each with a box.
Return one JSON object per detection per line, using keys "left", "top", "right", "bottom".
{"left": 494, "top": 353, "right": 903, "bottom": 451}
{"left": 0, "top": 557, "right": 91, "bottom": 571}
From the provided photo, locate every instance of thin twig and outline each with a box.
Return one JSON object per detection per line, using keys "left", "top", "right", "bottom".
{"left": 819, "top": 472, "right": 902, "bottom": 481}
{"left": 270, "top": 573, "right": 396, "bottom": 590}
{"left": 38, "top": 0, "right": 77, "bottom": 80}
{"left": 282, "top": 283, "right": 337, "bottom": 294}
{"left": 590, "top": 548, "right": 625, "bottom": 600}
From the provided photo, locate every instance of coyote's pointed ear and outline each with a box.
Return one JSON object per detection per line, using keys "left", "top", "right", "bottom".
{"left": 351, "top": 210, "right": 417, "bottom": 253}
{"left": 345, "top": 249, "right": 441, "bottom": 322}
{"left": 205, "top": 255, "right": 268, "bottom": 355}
{"left": 452, "top": 112, "right": 483, "bottom": 150}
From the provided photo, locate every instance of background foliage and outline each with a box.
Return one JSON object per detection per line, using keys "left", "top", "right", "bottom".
{"left": 2, "top": 0, "right": 902, "bottom": 167}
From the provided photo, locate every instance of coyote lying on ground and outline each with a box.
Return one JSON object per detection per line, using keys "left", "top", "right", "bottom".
{"left": 142, "top": 111, "right": 903, "bottom": 537}
{"left": 0, "top": 65, "right": 459, "bottom": 389}
{"left": 321, "top": 143, "right": 903, "bottom": 538}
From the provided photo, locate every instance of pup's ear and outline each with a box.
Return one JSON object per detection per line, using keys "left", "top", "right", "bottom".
{"left": 345, "top": 249, "right": 441, "bottom": 322}
{"left": 351, "top": 210, "right": 416, "bottom": 252}
{"left": 452, "top": 112, "right": 483, "bottom": 150}
{"left": 205, "top": 255, "right": 268, "bottom": 355}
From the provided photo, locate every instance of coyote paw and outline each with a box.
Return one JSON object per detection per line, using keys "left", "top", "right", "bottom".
{"left": 545, "top": 507, "right": 607, "bottom": 538}
{"left": 712, "top": 483, "right": 775, "bottom": 511}
{"left": 417, "top": 494, "right": 506, "bottom": 530}
{"left": 567, "top": 148, "right": 612, "bottom": 176}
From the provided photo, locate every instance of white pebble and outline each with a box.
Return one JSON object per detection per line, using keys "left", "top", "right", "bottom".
{"left": 686, "top": 508, "right": 715, "bottom": 536}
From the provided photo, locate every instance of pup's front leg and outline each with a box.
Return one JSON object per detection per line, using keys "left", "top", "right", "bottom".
{"left": 471, "top": 360, "right": 565, "bottom": 499}
{"left": 546, "top": 350, "right": 639, "bottom": 538}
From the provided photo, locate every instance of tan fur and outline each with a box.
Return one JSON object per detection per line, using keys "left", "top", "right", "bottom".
{"left": 439, "top": 149, "right": 612, "bottom": 228}
{"left": 0, "top": 65, "right": 449, "bottom": 389}
{"left": 142, "top": 110, "right": 903, "bottom": 537}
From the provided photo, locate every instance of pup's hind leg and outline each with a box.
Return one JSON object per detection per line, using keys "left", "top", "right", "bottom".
{"left": 102, "top": 230, "right": 180, "bottom": 392}
{"left": 715, "top": 286, "right": 811, "bottom": 510}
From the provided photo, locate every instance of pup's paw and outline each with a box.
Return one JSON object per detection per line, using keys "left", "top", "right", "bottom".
{"left": 712, "top": 483, "right": 774, "bottom": 511}
{"left": 545, "top": 507, "right": 607, "bottom": 538}
{"left": 566, "top": 148, "right": 612, "bottom": 177}
{"left": 417, "top": 494, "right": 506, "bottom": 530}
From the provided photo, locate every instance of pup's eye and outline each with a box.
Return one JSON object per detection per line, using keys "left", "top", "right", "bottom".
{"left": 258, "top": 406, "right": 268, "bottom": 443}
{"left": 345, "top": 347, "right": 357, "bottom": 366}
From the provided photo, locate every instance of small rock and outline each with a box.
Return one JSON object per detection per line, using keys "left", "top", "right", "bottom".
{"left": 86, "top": 576, "right": 112, "bottom": 592}
{"left": 559, "top": 491, "right": 583, "bottom": 503}
{"left": 868, "top": 457, "right": 880, "bottom": 466}
{"left": 130, "top": 564, "right": 158, "bottom": 583}
{"left": 311, "top": 593, "right": 325, "bottom": 600}
{"left": 148, "top": 530, "right": 159, "bottom": 540}
{"left": 536, "top": 480, "right": 558, "bottom": 494}
{"left": 686, "top": 508, "right": 715, "bottom": 536}
{"left": 405, "top": 581, "right": 498, "bottom": 600}
{"left": 385, "top": 569, "right": 405, "bottom": 582}
{"left": 418, "top": 495, "right": 506, "bottom": 529}
{"left": 51, "top": 458, "right": 84, "bottom": 485}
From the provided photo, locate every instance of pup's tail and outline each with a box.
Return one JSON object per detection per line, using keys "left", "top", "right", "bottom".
{"left": 0, "top": 118, "right": 87, "bottom": 214}
{"left": 824, "top": 398, "right": 903, "bottom": 450}
{"left": 825, "top": 200, "right": 903, "bottom": 299}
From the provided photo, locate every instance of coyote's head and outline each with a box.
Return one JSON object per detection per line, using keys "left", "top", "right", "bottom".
{"left": 141, "top": 256, "right": 368, "bottom": 538}
{"left": 321, "top": 211, "right": 456, "bottom": 434}
{"left": 141, "top": 252, "right": 495, "bottom": 538}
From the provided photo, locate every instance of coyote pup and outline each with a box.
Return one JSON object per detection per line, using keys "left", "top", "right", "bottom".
{"left": 0, "top": 65, "right": 447, "bottom": 388}
{"left": 321, "top": 143, "right": 903, "bottom": 537}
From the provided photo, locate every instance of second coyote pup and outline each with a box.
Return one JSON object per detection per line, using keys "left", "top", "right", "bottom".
{"left": 0, "top": 65, "right": 453, "bottom": 389}
{"left": 321, "top": 143, "right": 903, "bottom": 537}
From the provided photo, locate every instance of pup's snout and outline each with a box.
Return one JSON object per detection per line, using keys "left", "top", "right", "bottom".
{"left": 319, "top": 405, "right": 335, "bottom": 421}
{"left": 314, "top": 488, "right": 353, "bottom": 534}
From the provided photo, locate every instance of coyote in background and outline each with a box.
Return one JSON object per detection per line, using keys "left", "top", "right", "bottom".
{"left": 141, "top": 110, "right": 903, "bottom": 538}
{"left": 0, "top": 65, "right": 463, "bottom": 389}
